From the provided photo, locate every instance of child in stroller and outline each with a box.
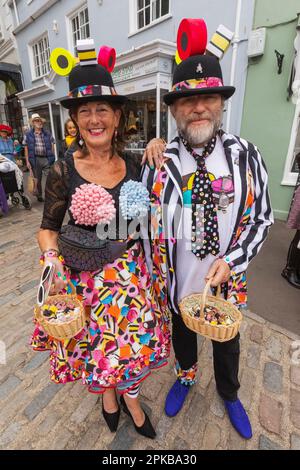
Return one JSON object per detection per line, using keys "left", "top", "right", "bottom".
{"left": 0, "top": 154, "right": 31, "bottom": 212}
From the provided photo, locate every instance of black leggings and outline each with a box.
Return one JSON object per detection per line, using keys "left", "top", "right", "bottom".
{"left": 172, "top": 312, "right": 240, "bottom": 401}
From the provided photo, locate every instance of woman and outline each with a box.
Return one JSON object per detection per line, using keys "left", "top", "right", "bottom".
{"left": 30, "top": 42, "right": 170, "bottom": 439}
{"left": 0, "top": 124, "right": 17, "bottom": 162}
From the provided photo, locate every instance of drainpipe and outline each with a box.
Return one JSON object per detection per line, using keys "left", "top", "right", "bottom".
{"left": 12, "top": 0, "right": 20, "bottom": 26}
{"left": 156, "top": 72, "right": 161, "bottom": 138}
{"left": 225, "top": 0, "right": 242, "bottom": 133}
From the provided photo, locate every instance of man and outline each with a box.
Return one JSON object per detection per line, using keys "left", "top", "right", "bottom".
{"left": 0, "top": 124, "right": 17, "bottom": 162}
{"left": 142, "top": 54, "right": 273, "bottom": 439}
{"left": 24, "top": 113, "right": 55, "bottom": 202}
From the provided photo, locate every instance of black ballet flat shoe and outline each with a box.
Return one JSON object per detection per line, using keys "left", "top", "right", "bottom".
{"left": 102, "top": 401, "right": 120, "bottom": 432}
{"left": 120, "top": 395, "right": 156, "bottom": 439}
{"left": 281, "top": 268, "right": 300, "bottom": 289}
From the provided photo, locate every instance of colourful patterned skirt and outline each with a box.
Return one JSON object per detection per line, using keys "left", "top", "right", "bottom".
{"left": 30, "top": 241, "right": 170, "bottom": 393}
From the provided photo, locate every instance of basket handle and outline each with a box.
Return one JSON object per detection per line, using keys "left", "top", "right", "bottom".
{"left": 200, "top": 279, "right": 222, "bottom": 319}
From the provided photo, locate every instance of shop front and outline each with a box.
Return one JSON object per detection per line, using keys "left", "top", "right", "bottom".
{"left": 112, "top": 40, "right": 176, "bottom": 156}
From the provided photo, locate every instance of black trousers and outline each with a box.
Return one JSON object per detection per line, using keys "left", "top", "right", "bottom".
{"left": 172, "top": 311, "right": 240, "bottom": 401}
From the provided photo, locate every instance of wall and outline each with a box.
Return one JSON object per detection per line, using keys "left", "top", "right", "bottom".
{"left": 241, "top": 0, "right": 300, "bottom": 219}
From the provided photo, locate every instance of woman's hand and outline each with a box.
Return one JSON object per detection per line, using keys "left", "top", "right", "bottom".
{"left": 44, "top": 256, "right": 68, "bottom": 295}
{"left": 141, "top": 138, "right": 167, "bottom": 169}
{"left": 205, "top": 259, "right": 231, "bottom": 287}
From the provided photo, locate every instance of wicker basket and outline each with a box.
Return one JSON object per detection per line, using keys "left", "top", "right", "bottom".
{"left": 179, "top": 280, "right": 242, "bottom": 342}
{"left": 34, "top": 282, "right": 86, "bottom": 341}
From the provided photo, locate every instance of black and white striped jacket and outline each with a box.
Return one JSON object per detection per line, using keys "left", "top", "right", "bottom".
{"left": 142, "top": 131, "right": 274, "bottom": 314}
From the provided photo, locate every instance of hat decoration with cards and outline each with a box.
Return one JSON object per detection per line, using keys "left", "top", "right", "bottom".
{"left": 50, "top": 38, "right": 127, "bottom": 109}
{"left": 164, "top": 18, "right": 235, "bottom": 105}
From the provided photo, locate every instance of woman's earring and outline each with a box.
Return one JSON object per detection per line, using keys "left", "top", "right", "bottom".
{"left": 79, "top": 135, "right": 84, "bottom": 147}
{"left": 114, "top": 128, "right": 118, "bottom": 140}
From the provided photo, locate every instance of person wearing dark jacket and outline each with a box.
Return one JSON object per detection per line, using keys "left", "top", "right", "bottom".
{"left": 24, "top": 113, "right": 55, "bottom": 202}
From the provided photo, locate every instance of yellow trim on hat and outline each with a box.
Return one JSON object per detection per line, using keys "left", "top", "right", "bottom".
{"left": 78, "top": 50, "right": 97, "bottom": 61}
{"left": 210, "top": 33, "right": 230, "bottom": 52}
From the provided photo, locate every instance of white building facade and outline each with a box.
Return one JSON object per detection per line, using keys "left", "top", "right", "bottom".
{"left": 11, "top": 0, "right": 255, "bottom": 156}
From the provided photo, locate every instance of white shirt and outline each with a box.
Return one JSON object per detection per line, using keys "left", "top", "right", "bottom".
{"left": 176, "top": 136, "right": 235, "bottom": 302}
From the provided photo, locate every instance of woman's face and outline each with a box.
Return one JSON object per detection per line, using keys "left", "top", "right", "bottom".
{"left": 75, "top": 101, "right": 121, "bottom": 150}
{"left": 66, "top": 120, "right": 77, "bottom": 137}
{"left": 0, "top": 130, "right": 9, "bottom": 139}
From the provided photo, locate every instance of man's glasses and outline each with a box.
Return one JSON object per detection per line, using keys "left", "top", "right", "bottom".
{"left": 37, "top": 262, "right": 55, "bottom": 307}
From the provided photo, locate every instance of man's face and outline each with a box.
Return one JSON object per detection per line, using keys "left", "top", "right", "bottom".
{"left": 33, "top": 119, "right": 43, "bottom": 130}
{"left": 171, "top": 94, "right": 224, "bottom": 147}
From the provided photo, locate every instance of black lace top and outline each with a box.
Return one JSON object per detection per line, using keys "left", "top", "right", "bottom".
{"left": 41, "top": 153, "right": 141, "bottom": 237}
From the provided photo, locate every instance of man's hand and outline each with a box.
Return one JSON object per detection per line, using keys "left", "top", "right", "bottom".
{"left": 205, "top": 259, "right": 231, "bottom": 287}
{"left": 141, "top": 138, "right": 166, "bottom": 169}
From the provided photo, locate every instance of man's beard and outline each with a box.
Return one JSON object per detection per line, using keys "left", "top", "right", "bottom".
{"left": 177, "top": 109, "right": 223, "bottom": 147}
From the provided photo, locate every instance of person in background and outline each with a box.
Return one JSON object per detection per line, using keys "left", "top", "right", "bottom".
{"left": 282, "top": 153, "right": 300, "bottom": 288}
{"left": 0, "top": 124, "right": 17, "bottom": 162}
{"left": 23, "top": 114, "right": 55, "bottom": 202}
{"left": 59, "top": 118, "right": 78, "bottom": 158}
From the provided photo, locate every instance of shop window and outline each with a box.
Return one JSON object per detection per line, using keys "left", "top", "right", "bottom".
{"left": 137, "top": 0, "right": 170, "bottom": 30}
{"left": 124, "top": 89, "right": 168, "bottom": 155}
{"left": 70, "top": 5, "right": 90, "bottom": 51}
{"left": 31, "top": 34, "right": 50, "bottom": 79}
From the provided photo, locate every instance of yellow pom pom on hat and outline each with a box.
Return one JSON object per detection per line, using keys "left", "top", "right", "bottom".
{"left": 50, "top": 48, "right": 77, "bottom": 76}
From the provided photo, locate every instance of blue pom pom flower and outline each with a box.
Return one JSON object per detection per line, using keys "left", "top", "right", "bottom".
{"left": 119, "top": 180, "right": 150, "bottom": 220}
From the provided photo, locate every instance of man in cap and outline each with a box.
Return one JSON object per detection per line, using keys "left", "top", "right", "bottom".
{"left": 24, "top": 113, "right": 55, "bottom": 202}
{"left": 142, "top": 53, "right": 273, "bottom": 439}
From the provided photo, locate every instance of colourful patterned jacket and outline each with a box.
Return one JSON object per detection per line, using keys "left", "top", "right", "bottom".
{"left": 142, "top": 131, "right": 274, "bottom": 314}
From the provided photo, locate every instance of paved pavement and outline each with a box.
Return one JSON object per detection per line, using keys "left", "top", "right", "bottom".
{"left": 0, "top": 201, "right": 300, "bottom": 450}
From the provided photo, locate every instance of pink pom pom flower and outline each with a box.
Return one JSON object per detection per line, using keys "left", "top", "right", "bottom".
{"left": 70, "top": 183, "right": 116, "bottom": 226}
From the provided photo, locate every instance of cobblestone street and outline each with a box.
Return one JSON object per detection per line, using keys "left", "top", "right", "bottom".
{"left": 0, "top": 204, "right": 300, "bottom": 451}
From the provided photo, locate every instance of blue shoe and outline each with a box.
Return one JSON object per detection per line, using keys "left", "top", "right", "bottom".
{"left": 165, "top": 380, "right": 191, "bottom": 417}
{"left": 224, "top": 399, "right": 253, "bottom": 439}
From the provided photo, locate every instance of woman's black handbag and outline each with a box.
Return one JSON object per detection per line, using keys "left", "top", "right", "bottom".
{"left": 58, "top": 224, "right": 131, "bottom": 272}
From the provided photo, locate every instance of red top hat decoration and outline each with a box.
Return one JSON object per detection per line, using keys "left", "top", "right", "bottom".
{"left": 98, "top": 46, "right": 116, "bottom": 73}
{"left": 177, "top": 18, "right": 207, "bottom": 62}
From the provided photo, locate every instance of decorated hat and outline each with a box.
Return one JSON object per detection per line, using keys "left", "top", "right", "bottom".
{"left": 0, "top": 124, "right": 13, "bottom": 135}
{"left": 50, "top": 39, "right": 127, "bottom": 109}
{"left": 29, "top": 113, "right": 46, "bottom": 124}
{"left": 164, "top": 19, "right": 235, "bottom": 105}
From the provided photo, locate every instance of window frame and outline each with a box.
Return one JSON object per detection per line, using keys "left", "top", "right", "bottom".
{"left": 68, "top": 2, "right": 90, "bottom": 54}
{"left": 129, "top": 0, "right": 171, "bottom": 36}
{"left": 29, "top": 32, "right": 50, "bottom": 81}
{"left": 281, "top": 101, "right": 300, "bottom": 186}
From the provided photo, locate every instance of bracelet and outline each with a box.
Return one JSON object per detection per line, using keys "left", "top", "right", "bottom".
{"left": 42, "top": 249, "right": 60, "bottom": 257}
{"left": 40, "top": 253, "right": 65, "bottom": 265}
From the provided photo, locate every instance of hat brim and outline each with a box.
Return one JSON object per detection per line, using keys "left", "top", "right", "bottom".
{"left": 163, "top": 86, "right": 236, "bottom": 105}
{"left": 60, "top": 94, "right": 128, "bottom": 110}
{"left": 30, "top": 118, "right": 46, "bottom": 124}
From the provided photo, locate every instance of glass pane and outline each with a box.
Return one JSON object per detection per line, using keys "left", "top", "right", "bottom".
{"left": 79, "top": 11, "right": 85, "bottom": 27}
{"left": 145, "top": 6, "right": 150, "bottom": 25}
{"left": 152, "top": 0, "right": 160, "bottom": 20}
{"left": 145, "top": 0, "right": 151, "bottom": 6}
{"left": 138, "top": 11, "right": 144, "bottom": 29}
{"left": 161, "top": 0, "right": 169, "bottom": 16}
{"left": 137, "top": 0, "right": 144, "bottom": 10}
{"left": 86, "top": 23, "right": 90, "bottom": 38}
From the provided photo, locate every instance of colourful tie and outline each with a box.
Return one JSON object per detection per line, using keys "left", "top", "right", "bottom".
{"left": 181, "top": 135, "right": 220, "bottom": 260}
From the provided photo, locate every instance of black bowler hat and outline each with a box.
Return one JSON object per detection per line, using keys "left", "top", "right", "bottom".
{"left": 50, "top": 39, "right": 127, "bottom": 109}
{"left": 60, "top": 63, "right": 127, "bottom": 109}
{"left": 164, "top": 54, "right": 235, "bottom": 106}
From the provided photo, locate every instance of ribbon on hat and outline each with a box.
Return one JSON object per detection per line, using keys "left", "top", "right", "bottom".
{"left": 68, "top": 84, "right": 118, "bottom": 98}
{"left": 172, "top": 77, "right": 224, "bottom": 92}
